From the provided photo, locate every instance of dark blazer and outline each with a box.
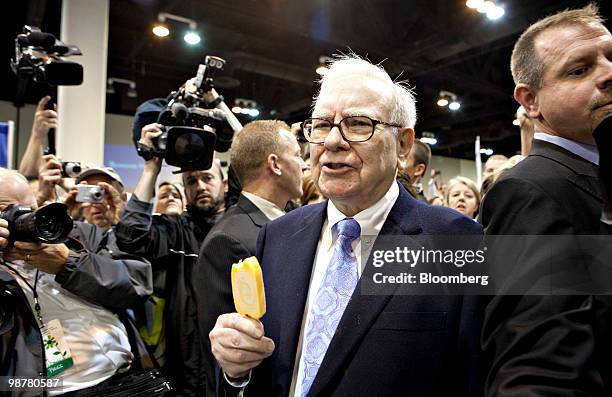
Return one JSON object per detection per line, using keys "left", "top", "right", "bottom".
{"left": 480, "top": 139, "right": 612, "bottom": 396}
{"left": 235, "top": 183, "right": 486, "bottom": 397}
{"left": 194, "top": 194, "right": 270, "bottom": 396}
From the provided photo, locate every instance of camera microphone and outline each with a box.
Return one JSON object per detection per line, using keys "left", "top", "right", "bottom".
{"left": 18, "top": 31, "right": 56, "bottom": 49}
{"left": 171, "top": 102, "right": 189, "bottom": 122}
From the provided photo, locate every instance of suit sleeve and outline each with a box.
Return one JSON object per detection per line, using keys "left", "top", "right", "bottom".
{"left": 195, "top": 230, "right": 255, "bottom": 397}
{"left": 481, "top": 177, "right": 602, "bottom": 396}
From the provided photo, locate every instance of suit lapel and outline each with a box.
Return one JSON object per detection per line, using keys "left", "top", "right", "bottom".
{"left": 264, "top": 202, "right": 328, "bottom": 387}
{"left": 531, "top": 140, "right": 602, "bottom": 202}
{"left": 308, "top": 185, "right": 423, "bottom": 396}
{"left": 236, "top": 194, "right": 269, "bottom": 227}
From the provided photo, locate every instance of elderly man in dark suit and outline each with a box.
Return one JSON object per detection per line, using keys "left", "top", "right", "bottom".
{"left": 194, "top": 120, "right": 304, "bottom": 395}
{"left": 208, "top": 55, "right": 485, "bottom": 396}
{"left": 480, "top": 4, "right": 612, "bottom": 395}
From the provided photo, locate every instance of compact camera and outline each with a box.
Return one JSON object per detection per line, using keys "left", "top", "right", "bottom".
{"left": 76, "top": 185, "right": 104, "bottom": 203}
{"left": 61, "top": 161, "right": 82, "bottom": 178}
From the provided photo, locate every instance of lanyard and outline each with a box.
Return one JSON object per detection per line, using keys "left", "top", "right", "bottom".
{"left": 0, "top": 259, "right": 44, "bottom": 326}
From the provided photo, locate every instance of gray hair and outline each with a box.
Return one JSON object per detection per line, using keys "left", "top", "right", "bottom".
{"left": 314, "top": 53, "right": 417, "bottom": 129}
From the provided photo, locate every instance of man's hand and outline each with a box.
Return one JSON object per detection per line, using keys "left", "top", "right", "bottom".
{"left": 63, "top": 186, "right": 82, "bottom": 220}
{"left": 98, "top": 181, "right": 124, "bottom": 225}
{"left": 209, "top": 313, "right": 275, "bottom": 378}
{"left": 37, "top": 154, "right": 63, "bottom": 206}
{"left": 32, "top": 96, "right": 57, "bottom": 139}
{"left": 4, "top": 241, "right": 69, "bottom": 274}
{"left": 0, "top": 219, "right": 9, "bottom": 249}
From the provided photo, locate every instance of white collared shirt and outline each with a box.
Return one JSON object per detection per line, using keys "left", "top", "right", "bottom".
{"left": 290, "top": 182, "right": 400, "bottom": 396}
{"left": 241, "top": 191, "right": 286, "bottom": 221}
{"left": 6, "top": 261, "right": 132, "bottom": 395}
{"left": 534, "top": 132, "right": 599, "bottom": 165}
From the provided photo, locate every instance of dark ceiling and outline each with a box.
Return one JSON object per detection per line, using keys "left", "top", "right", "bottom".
{"left": 3, "top": 0, "right": 611, "bottom": 159}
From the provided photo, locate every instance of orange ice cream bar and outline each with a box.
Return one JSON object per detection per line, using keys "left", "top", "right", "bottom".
{"left": 231, "top": 256, "right": 266, "bottom": 319}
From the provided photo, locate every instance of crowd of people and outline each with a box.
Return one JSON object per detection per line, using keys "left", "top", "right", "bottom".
{"left": 1, "top": 3, "right": 611, "bottom": 396}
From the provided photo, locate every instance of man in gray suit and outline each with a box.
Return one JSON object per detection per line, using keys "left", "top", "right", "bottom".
{"left": 194, "top": 120, "right": 304, "bottom": 396}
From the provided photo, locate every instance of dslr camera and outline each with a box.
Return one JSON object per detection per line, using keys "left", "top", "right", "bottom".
{"left": 0, "top": 202, "right": 73, "bottom": 244}
{"left": 136, "top": 56, "right": 238, "bottom": 171}
{"left": 76, "top": 185, "right": 104, "bottom": 204}
{"left": 11, "top": 25, "right": 83, "bottom": 87}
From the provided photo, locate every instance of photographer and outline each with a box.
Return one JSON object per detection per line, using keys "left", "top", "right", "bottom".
{"left": 114, "top": 122, "right": 226, "bottom": 396}
{"left": 0, "top": 168, "right": 172, "bottom": 396}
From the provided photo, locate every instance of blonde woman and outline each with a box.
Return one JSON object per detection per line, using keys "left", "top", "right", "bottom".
{"left": 445, "top": 176, "right": 481, "bottom": 219}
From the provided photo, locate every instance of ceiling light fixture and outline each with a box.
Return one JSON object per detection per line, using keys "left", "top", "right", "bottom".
{"left": 183, "top": 31, "right": 201, "bottom": 45}
{"left": 152, "top": 24, "right": 170, "bottom": 37}
{"left": 437, "top": 91, "right": 460, "bottom": 110}
{"left": 107, "top": 77, "right": 137, "bottom": 99}
{"left": 421, "top": 131, "right": 437, "bottom": 146}
{"left": 448, "top": 101, "right": 461, "bottom": 111}
{"left": 467, "top": 0, "right": 505, "bottom": 21}
{"left": 486, "top": 6, "right": 505, "bottom": 20}
{"left": 153, "top": 12, "right": 201, "bottom": 45}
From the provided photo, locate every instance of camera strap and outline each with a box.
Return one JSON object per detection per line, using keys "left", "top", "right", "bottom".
{"left": 0, "top": 259, "right": 75, "bottom": 376}
{"left": 0, "top": 260, "right": 42, "bottom": 325}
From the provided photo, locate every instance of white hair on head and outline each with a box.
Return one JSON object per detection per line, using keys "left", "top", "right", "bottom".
{"left": 314, "top": 52, "right": 417, "bottom": 129}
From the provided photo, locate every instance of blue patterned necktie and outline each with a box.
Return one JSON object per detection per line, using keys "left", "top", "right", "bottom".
{"left": 299, "top": 218, "right": 361, "bottom": 396}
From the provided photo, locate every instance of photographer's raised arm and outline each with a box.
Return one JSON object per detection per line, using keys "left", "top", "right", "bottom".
{"left": 133, "top": 123, "right": 163, "bottom": 202}
{"left": 18, "top": 96, "right": 57, "bottom": 178}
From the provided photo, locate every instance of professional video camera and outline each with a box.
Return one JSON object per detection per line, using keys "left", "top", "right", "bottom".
{"left": 11, "top": 25, "right": 83, "bottom": 87}
{"left": 0, "top": 203, "right": 73, "bottom": 244}
{"left": 10, "top": 25, "right": 83, "bottom": 155}
{"left": 135, "top": 55, "right": 240, "bottom": 171}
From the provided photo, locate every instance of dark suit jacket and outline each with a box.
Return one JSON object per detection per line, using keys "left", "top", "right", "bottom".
{"left": 234, "top": 183, "right": 486, "bottom": 396}
{"left": 480, "top": 139, "right": 612, "bottom": 396}
{"left": 194, "top": 194, "right": 270, "bottom": 396}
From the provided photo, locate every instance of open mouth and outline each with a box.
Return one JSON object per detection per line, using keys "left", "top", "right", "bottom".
{"left": 322, "top": 162, "right": 353, "bottom": 171}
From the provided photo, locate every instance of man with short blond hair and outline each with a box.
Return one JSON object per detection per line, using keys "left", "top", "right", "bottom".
{"left": 195, "top": 119, "right": 304, "bottom": 396}
{"left": 481, "top": 3, "right": 612, "bottom": 395}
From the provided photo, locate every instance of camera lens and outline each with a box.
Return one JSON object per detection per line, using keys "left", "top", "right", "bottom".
{"left": 174, "top": 133, "right": 205, "bottom": 164}
{"left": 36, "top": 212, "right": 65, "bottom": 241}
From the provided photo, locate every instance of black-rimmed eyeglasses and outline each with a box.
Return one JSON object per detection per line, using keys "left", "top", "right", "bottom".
{"left": 301, "top": 116, "right": 402, "bottom": 143}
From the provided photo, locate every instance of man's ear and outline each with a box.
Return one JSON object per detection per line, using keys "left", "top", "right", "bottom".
{"left": 414, "top": 163, "right": 426, "bottom": 179}
{"left": 397, "top": 127, "right": 414, "bottom": 170}
{"left": 267, "top": 153, "right": 282, "bottom": 176}
{"left": 514, "top": 84, "right": 540, "bottom": 119}
{"left": 223, "top": 178, "right": 228, "bottom": 193}
{"left": 121, "top": 192, "right": 128, "bottom": 202}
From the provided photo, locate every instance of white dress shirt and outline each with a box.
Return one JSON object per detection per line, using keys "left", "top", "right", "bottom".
{"left": 533, "top": 132, "right": 599, "bottom": 165}
{"left": 290, "top": 182, "right": 400, "bottom": 396}
{"left": 241, "top": 191, "right": 286, "bottom": 221}
{"left": 7, "top": 261, "right": 132, "bottom": 395}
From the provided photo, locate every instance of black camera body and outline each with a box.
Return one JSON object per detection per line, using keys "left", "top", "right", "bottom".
{"left": 11, "top": 25, "right": 83, "bottom": 87}
{"left": 136, "top": 56, "right": 234, "bottom": 171}
{"left": 0, "top": 202, "right": 73, "bottom": 244}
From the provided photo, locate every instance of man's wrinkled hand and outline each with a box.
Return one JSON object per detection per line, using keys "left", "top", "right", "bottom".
{"left": 209, "top": 312, "right": 275, "bottom": 379}
{"left": 0, "top": 219, "right": 9, "bottom": 249}
{"left": 98, "top": 181, "right": 124, "bottom": 225}
{"left": 5, "top": 241, "right": 69, "bottom": 274}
